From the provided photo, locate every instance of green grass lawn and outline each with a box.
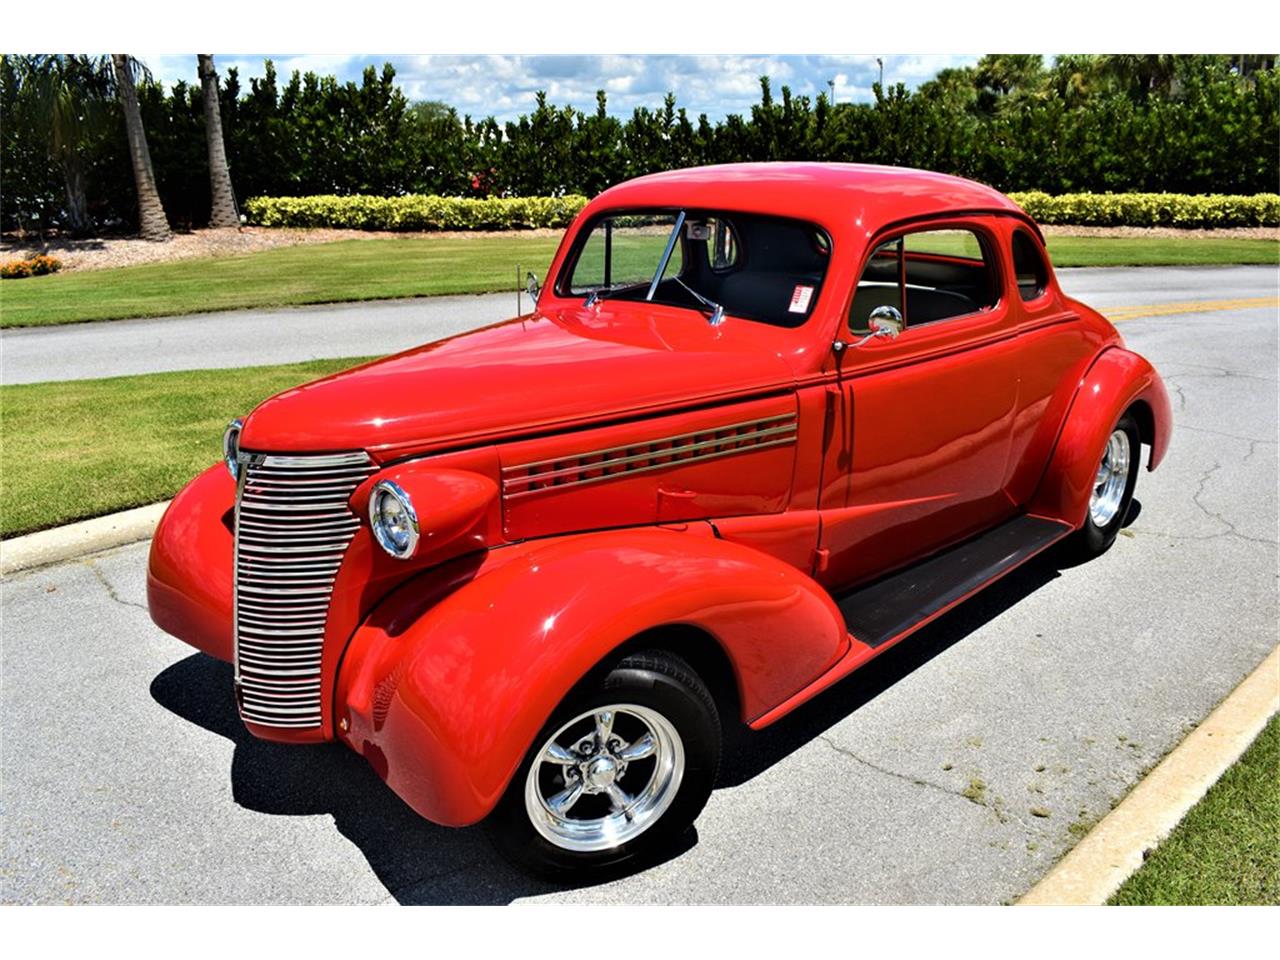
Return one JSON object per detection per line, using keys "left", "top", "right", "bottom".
{"left": 2, "top": 233, "right": 1276, "bottom": 328}
{"left": 1109, "top": 713, "right": 1280, "bottom": 905}
{"left": 0, "top": 235, "right": 563, "bottom": 328}
{"left": 0, "top": 357, "right": 369, "bottom": 537}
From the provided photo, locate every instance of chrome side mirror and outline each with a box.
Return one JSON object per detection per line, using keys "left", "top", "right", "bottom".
{"left": 868, "top": 305, "right": 903, "bottom": 338}
{"left": 852, "top": 305, "right": 904, "bottom": 347}
{"left": 526, "top": 271, "right": 541, "bottom": 303}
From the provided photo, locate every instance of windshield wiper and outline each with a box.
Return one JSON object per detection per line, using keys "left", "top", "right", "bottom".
{"left": 673, "top": 276, "right": 727, "bottom": 326}
{"left": 584, "top": 280, "right": 648, "bottom": 308}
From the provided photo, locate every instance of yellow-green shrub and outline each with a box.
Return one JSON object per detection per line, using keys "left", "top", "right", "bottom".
{"left": 1009, "top": 192, "right": 1280, "bottom": 228}
{"left": 243, "top": 194, "right": 590, "bottom": 231}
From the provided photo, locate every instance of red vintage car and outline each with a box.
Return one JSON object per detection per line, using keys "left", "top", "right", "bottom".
{"left": 148, "top": 163, "right": 1171, "bottom": 877}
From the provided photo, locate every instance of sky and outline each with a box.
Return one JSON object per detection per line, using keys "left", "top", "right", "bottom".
{"left": 138, "top": 54, "right": 979, "bottom": 122}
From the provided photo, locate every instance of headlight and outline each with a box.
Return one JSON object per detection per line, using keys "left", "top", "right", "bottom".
{"left": 223, "top": 418, "right": 243, "bottom": 481}
{"left": 369, "top": 480, "right": 419, "bottom": 559}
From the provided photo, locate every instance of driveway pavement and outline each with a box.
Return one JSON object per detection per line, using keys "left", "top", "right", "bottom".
{"left": 1, "top": 271, "right": 1276, "bottom": 904}
{"left": 2, "top": 265, "right": 1275, "bottom": 385}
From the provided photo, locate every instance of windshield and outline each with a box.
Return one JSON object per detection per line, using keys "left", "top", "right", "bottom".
{"left": 558, "top": 208, "right": 831, "bottom": 328}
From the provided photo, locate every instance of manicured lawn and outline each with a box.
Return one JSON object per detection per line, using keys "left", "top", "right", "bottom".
{"left": 0, "top": 235, "right": 563, "bottom": 328}
{"left": 0, "top": 357, "right": 369, "bottom": 537}
{"left": 1, "top": 233, "right": 1276, "bottom": 328}
{"left": 1108, "top": 713, "right": 1280, "bottom": 905}
{"left": 1044, "top": 236, "right": 1279, "bottom": 268}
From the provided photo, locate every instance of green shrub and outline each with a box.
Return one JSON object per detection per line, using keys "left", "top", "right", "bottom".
{"left": 1009, "top": 192, "right": 1280, "bottom": 228}
{"left": 243, "top": 194, "right": 590, "bottom": 232}
{"left": 244, "top": 191, "right": 1279, "bottom": 233}
{"left": 1, "top": 255, "right": 62, "bottom": 279}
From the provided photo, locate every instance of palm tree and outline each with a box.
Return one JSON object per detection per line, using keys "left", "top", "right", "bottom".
{"left": 9, "top": 55, "right": 115, "bottom": 235}
{"left": 198, "top": 54, "right": 238, "bottom": 228}
{"left": 110, "top": 53, "right": 170, "bottom": 241}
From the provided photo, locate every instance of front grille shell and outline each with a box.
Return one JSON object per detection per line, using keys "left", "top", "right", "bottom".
{"left": 233, "top": 451, "right": 375, "bottom": 730}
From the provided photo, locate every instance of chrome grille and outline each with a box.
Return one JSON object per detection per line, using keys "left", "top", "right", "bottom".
{"left": 234, "top": 451, "right": 375, "bottom": 729}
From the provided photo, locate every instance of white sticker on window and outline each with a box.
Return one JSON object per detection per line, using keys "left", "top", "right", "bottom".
{"left": 789, "top": 284, "right": 814, "bottom": 313}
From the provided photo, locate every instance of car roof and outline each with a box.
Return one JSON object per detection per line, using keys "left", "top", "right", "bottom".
{"left": 587, "top": 162, "right": 1036, "bottom": 242}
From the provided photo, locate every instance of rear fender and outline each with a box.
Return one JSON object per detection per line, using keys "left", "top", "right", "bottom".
{"left": 334, "top": 526, "right": 847, "bottom": 826}
{"left": 1029, "top": 347, "right": 1172, "bottom": 528}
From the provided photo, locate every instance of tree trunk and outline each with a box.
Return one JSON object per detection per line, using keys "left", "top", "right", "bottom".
{"left": 60, "top": 156, "right": 90, "bottom": 235}
{"left": 111, "top": 53, "right": 170, "bottom": 241}
{"left": 198, "top": 54, "right": 239, "bottom": 229}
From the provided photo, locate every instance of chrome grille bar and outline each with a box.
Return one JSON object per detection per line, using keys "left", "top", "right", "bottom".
{"left": 234, "top": 449, "right": 374, "bottom": 730}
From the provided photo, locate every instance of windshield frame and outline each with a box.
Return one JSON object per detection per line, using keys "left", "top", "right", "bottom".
{"left": 553, "top": 206, "right": 835, "bottom": 329}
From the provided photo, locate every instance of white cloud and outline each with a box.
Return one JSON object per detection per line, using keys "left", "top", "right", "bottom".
{"left": 134, "top": 53, "right": 978, "bottom": 121}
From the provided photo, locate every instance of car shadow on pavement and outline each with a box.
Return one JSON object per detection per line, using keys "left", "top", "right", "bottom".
{"left": 150, "top": 527, "right": 1102, "bottom": 903}
{"left": 150, "top": 655, "right": 559, "bottom": 904}
{"left": 719, "top": 547, "right": 1068, "bottom": 787}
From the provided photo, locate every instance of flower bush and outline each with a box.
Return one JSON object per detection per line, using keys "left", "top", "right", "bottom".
{"left": 1, "top": 255, "right": 62, "bottom": 279}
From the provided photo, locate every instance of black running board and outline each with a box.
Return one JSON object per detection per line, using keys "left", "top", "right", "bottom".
{"left": 834, "top": 515, "right": 1071, "bottom": 649}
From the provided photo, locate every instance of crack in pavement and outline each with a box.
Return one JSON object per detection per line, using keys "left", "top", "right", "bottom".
{"left": 817, "top": 735, "right": 1047, "bottom": 834}
{"left": 1164, "top": 368, "right": 1278, "bottom": 385}
{"left": 1178, "top": 423, "right": 1276, "bottom": 447}
{"left": 85, "top": 560, "right": 149, "bottom": 614}
{"left": 1187, "top": 460, "right": 1277, "bottom": 546}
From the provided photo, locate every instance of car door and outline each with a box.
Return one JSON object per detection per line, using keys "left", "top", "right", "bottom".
{"left": 817, "top": 220, "right": 1020, "bottom": 591}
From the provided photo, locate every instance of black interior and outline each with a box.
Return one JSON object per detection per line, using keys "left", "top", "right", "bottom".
{"left": 569, "top": 212, "right": 831, "bottom": 328}
{"left": 850, "top": 246, "right": 998, "bottom": 332}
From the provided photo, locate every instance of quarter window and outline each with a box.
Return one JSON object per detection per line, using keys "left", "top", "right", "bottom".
{"left": 1011, "top": 229, "right": 1049, "bottom": 302}
{"left": 850, "top": 227, "right": 998, "bottom": 332}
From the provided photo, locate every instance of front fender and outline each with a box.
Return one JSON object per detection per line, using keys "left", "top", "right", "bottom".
{"left": 147, "top": 464, "right": 235, "bottom": 662}
{"left": 1029, "top": 347, "right": 1172, "bottom": 528}
{"left": 334, "top": 526, "right": 847, "bottom": 826}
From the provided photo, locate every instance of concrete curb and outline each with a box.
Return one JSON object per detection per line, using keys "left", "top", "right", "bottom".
{"left": 1018, "top": 644, "right": 1280, "bottom": 905}
{"left": 0, "top": 501, "right": 170, "bottom": 577}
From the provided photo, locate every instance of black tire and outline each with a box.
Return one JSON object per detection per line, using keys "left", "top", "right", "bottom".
{"left": 485, "top": 649, "right": 721, "bottom": 880}
{"left": 1059, "top": 411, "right": 1141, "bottom": 562}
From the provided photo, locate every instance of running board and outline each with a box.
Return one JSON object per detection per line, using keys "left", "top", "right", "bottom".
{"left": 834, "top": 515, "right": 1072, "bottom": 649}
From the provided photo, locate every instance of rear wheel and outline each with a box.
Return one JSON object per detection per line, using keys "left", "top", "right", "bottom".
{"left": 485, "top": 650, "right": 720, "bottom": 879}
{"left": 1060, "top": 411, "right": 1141, "bottom": 561}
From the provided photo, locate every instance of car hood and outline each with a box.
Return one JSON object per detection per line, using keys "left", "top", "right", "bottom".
{"left": 239, "top": 304, "right": 801, "bottom": 459}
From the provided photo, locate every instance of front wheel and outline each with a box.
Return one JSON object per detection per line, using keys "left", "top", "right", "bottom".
{"left": 1060, "top": 411, "right": 1141, "bottom": 561}
{"left": 485, "top": 650, "right": 721, "bottom": 879}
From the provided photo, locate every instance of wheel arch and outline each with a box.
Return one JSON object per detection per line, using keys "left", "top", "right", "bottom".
{"left": 334, "top": 526, "right": 846, "bottom": 826}
{"left": 1028, "top": 346, "right": 1172, "bottom": 528}
{"left": 612, "top": 623, "right": 744, "bottom": 734}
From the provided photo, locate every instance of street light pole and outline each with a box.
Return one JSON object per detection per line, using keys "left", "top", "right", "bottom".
{"left": 876, "top": 57, "right": 884, "bottom": 90}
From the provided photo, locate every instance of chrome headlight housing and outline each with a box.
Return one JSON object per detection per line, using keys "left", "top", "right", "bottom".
{"left": 223, "top": 418, "right": 243, "bottom": 481}
{"left": 369, "top": 480, "right": 419, "bottom": 559}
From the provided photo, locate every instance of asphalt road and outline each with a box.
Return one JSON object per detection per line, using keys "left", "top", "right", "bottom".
{"left": 1, "top": 265, "right": 1276, "bottom": 384}
{"left": 2, "top": 269, "right": 1277, "bottom": 904}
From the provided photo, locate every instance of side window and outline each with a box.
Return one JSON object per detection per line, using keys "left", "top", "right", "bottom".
{"left": 849, "top": 227, "right": 998, "bottom": 332}
{"left": 1011, "top": 229, "right": 1049, "bottom": 302}
{"left": 703, "top": 217, "right": 739, "bottom": 270}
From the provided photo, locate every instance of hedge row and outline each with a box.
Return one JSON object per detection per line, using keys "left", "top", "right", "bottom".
{"left": 1009, "top": 191, "right": 1280, "bottom": 228}
{"left": 245, "top": 191, "right": 1279, "bottom": 232}
{"left": 243, "top": 194, "right": 590, "bottom": 231}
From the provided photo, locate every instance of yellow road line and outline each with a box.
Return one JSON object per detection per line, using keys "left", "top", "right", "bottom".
{"left": 1018, "top": 645, "right": 1280, "bottom": 905}
{"left": 1105, "top": 296, "right": 1278, "bottom": 323}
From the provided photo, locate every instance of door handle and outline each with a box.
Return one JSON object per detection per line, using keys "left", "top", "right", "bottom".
{"left": 658, "top": 488, "right": 698, "bottom": 501}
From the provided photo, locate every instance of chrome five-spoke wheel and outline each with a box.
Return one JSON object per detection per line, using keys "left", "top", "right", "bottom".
{"left": 525, "top": 704, "right": 685, "bottom": 852}
{"left": 1061, "top": 411, "right": 1140, "bottom": 562}
{"left": 486, "top": 649, "right": 720, "bottom": 878}
{"left": 1089, "top": 428, "right": 1132, "bottom": 527}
